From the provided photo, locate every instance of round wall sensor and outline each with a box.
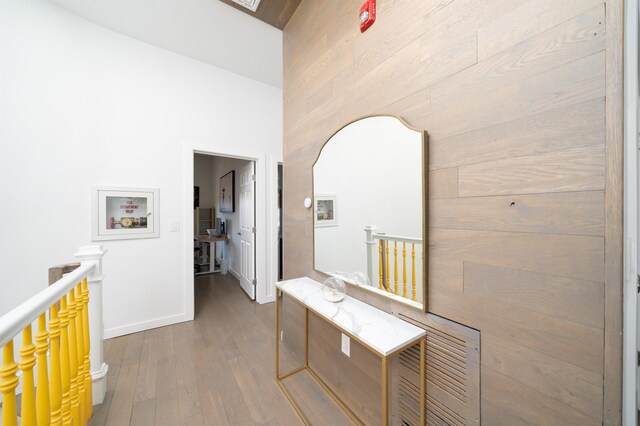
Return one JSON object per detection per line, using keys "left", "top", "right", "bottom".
{"left": 304, "top": 197, "right": 312, "bottom": 209}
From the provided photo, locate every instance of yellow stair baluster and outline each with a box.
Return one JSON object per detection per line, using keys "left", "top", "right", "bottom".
{"left": 0, "top": 340, "right": 19, "bottom": 426}
{"left": 67, "top": 287, "right": 81, "bottom": 425}
{"left": 393, "top": 241, "right": 398, "bottom": 295}
{"left": 385, "top": 241, "right": 390, "bottom": 292}
{"left": 82, "top": 277, "right": 92, "bottom": 417}
{"left": 19, "top": 324, "right": 37, "bottom": 426}
{"left": 411, "top": 243, "right": 417, "bottom": 302}
{"left": 75, "top": 283, "right": 87, "bottom": 424}
{"left": 378, "top": 240, "right": 383, "bottom": 290}
{"left": 59, "top": 296, "right": 73, "bottom": 426}
{"left": 50, "top": 302, "right": 63, "bottom": 426}
{"left": 36, "top": 313, "right": 51, "bottom": 425}
{"left": 402, "top": 242, "right": 407, "bottom": 299}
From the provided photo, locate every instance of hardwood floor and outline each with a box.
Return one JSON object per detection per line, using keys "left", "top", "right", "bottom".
{"left": 89, "top": 273, "right": 328, "bottom": 426}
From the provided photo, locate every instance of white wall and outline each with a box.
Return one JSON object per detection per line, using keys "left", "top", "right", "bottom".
{"left": 0, "top": 1, "right": 282, "bottom": 336}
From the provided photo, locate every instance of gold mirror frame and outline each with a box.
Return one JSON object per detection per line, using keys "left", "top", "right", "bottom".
{"left": 311, "top": 115, "right": 429, "bottom": 312}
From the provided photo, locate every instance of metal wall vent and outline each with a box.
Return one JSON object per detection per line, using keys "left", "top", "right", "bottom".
{"left": 397, "top": 313, "right": 481, "bottom": 425}
{"left": 230, "top": 0, "right": 262, "bottom": 12}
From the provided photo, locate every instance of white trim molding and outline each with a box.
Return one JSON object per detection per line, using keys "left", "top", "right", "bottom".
{"left": 623, "top": 0, "right": 639, "bottom": 423}
{"left": 183, "top": 142, "right": 281, "bottom": 321}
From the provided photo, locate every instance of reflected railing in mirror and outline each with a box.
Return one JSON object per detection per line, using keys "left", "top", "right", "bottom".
{"left": 365, "top": 226, "right": 422, "bottom": 303}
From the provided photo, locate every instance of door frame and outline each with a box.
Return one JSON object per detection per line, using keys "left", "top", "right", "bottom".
{"left": 183, "top": 145, "right": 279, "bottom": 317}
{"left": 623, "top": 0, "right": 639, "bottom": 422}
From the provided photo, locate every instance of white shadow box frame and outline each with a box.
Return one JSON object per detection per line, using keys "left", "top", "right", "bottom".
{"left": 91, "top": 186, "right": 160, "bottom": 241}
{"left": 314, "top": 195, "right": 337, "bottom": 227}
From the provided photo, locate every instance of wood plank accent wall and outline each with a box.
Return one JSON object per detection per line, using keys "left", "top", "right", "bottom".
{"left": 218, "top": 0, "right": 301, "bottom": 30}
{"left": 282, "top": 0, "right": 624, "bottom": 424}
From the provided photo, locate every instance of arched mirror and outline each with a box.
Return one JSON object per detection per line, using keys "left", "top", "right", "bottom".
{"left": 313, "top": 115, "right": 428, "bottom": 310}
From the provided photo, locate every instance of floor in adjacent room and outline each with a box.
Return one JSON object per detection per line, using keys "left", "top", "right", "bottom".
{"left": 89, "top": 273, "right": 354, "bottom": 425}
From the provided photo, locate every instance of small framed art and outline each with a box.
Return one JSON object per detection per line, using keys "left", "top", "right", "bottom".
{"left": 91, "top": 186, "right": 159, "bottom": 241}
{"left": 314, "top": 195, "right": 337, "bottom": 227}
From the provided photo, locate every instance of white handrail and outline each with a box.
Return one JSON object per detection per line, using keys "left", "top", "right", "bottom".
{"left": 0, "top": 263, "right": 95, "bottom": 348}
{"left": 372, "top": 233, "right": 422, "bottom": 244}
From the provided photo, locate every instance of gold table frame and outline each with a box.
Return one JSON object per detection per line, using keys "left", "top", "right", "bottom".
{"left": 275, "top": 291, "right": 426, "bottom": 425}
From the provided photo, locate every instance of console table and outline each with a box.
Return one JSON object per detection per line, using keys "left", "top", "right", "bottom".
{"left": 275, "top": 277, "right": 426, "bottom": 425}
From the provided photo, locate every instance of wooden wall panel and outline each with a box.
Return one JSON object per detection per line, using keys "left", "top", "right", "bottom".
{"left": 283, "top": 0, "right": 623, "bottom": 423}
{"left": 604, "top": 0, "right": 624, "bottom": 422}
{"left": 429, "top": 98, "right": 605, "bottom": 170}
{"left": 431, "top": 191, "right": 605, "bottom": 236}
{"left": 481, "top": 334, "right": 603, "bottom": 420}
{"left": 477, "top": 0, "right": 603, "bottom": 60}
{"left": 463, "top": 262, "right": 604, "bottom": 328}
{"left": 218, "top": 0, "right": 301, "bottom": 29}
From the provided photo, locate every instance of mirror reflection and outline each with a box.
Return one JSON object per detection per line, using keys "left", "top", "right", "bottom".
{"left": 313, "top": 116, "right": 426, "bottom": 309}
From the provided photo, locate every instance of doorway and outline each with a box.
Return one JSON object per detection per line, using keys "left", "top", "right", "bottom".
{"left": 193, "top": 153, "right": 256, "bottom": 301}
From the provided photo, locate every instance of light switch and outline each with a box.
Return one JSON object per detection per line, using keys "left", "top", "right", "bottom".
{"left": 170, "top": 220, "right": 180, "bottom": 231}
{"left": 341, "top": 333, "right": 350, "bottom": 357}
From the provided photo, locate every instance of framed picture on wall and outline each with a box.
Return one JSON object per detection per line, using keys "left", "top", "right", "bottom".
{"left": 314, "top": 195, "right": 337, "bottom": 227}
{"left": 220, "top": 171, "right": 235, "bottom": 213}
{"left": 91, "top": 186, "right": 159, "bottom": 241}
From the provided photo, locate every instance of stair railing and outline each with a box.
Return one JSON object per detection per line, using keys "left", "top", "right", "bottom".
{"left": 0, "top": 245, "right": 107, "bottom": 426}
{"left": 365, "top": 226, "right": 422, "bottom": 303}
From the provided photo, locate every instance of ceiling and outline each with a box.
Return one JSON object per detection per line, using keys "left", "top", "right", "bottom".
{"left": 219, "top": 0, "right": 300, "bottom": 30}
{"left": 50, "top": 0, "right": 284, "bottom": 88}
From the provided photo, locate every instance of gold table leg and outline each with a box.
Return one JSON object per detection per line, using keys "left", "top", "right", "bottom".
{"left": 382, "top": 357, "right": 389, "bottom": 426}
{"left": 420, "top": 338, "right": 426, "bottom": 426}
{"left": 304, "top": 308, "right": 309, "bottom": 368}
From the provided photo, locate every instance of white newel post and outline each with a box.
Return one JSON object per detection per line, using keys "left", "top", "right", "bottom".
{"left": 364, "top": 226, "right": 378, "bottom": 286}
{"left": 75, "top": 244, "right": 109, "bottom": 405}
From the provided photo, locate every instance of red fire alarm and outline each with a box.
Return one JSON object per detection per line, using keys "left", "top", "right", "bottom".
{"left": 359, "top": 0, "right": 376, "bottom": 32}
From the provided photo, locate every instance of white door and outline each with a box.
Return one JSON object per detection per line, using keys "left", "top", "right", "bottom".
{"left": 239, "top": 162, "right": 256, "bottom": 299}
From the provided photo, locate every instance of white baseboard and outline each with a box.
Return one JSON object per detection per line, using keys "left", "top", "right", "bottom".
{"left": 229, "top": 268, "right": 241, "bottom": 281}
{"left": 103, "top": 312, "right": 189, "bottom": 339}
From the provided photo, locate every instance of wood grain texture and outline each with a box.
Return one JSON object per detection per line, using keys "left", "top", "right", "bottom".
{"left": 482, "top": 334, "right": 603, "bottom": 420}
{"left": 463, "top": 262, "right": 604, "bottom": 328}
{"left": 307, "top": 312, "right": 381, "bottom": 425}
{"left": 429, "top": 167, "right": 458, "bottom": 199}
{"left": 430, "top": 98, "right": 605, "bottom": 171}
{"left": 457, "top": 146, "right": 604, "bottom": 197}
{"left": 603, "top": 0, "right": 624, "bottom": 423}
{"left": 429, "top": 287, "right": 604, "bottom": 373}
{"left": 283, "top": 0, "right": 621, "bottom": 423}
{"left": 480, "top": 367, "right": 600, "bottom": 426}
{"left": 477, "top": 0, "right": 603, "bottom": 60}
{"left": 432, "top": 191, "right": 605, "bottom": 236}
{"left": 90, "top": 274, "right": 306, "bottom": 426}
{"left": 218, "top": 0, "right": 301, "bottom": 30}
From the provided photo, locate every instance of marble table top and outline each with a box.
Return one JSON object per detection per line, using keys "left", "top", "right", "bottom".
{"left": 276, "top": 277, "right": 425, "bottom": 356}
